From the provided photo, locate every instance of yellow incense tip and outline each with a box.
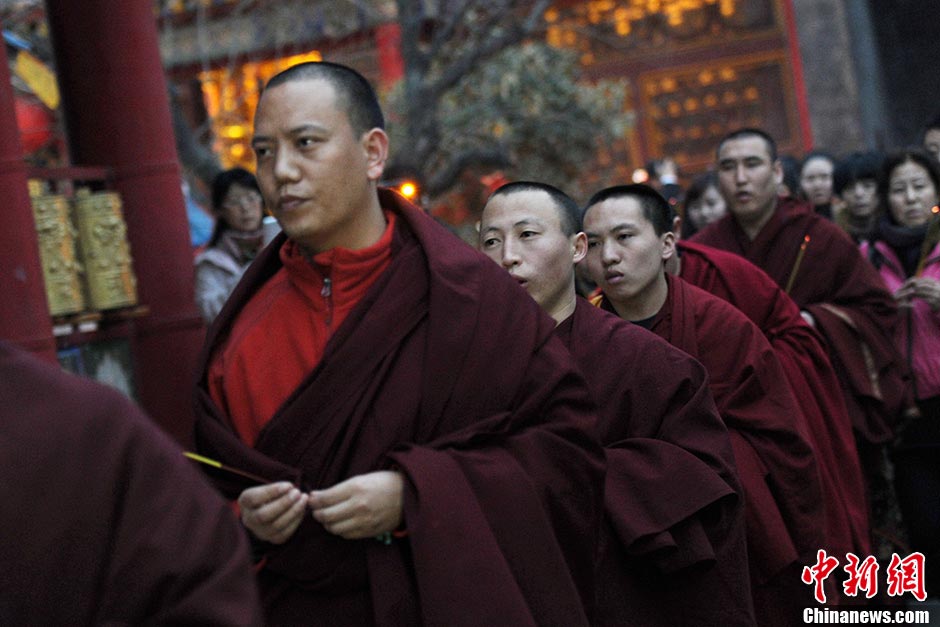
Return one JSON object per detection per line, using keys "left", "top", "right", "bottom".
{"left": 183, "top": 451, "right": 222, "bottom": 469}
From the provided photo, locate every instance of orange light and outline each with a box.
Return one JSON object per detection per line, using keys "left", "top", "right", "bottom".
{"left": 399, "top": 182, "right": 418, "bottom": 199}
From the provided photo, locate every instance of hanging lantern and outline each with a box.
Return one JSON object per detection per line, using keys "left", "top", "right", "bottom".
{"left": 13, "top": 95, "right": 54, "bottom": 154}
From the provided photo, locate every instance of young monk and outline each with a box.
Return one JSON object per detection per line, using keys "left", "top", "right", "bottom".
{"left": 193, "top": 62, "right": 605, "bottom": 625}
{"left": 669, "top": 238, "right": 871, "bottom": 570}
{"left": 582, "top": 183, "right": 825, "bottom": 627}
{"left": 479, "top": 181, "right": 754, "bottom": 626}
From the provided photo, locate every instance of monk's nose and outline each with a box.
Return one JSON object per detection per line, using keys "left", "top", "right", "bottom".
{"left": 501, "top": 242, "right": 521, "bottom": 268}
{"left": 601, "top": 240, "right": 620, "bottom": 265}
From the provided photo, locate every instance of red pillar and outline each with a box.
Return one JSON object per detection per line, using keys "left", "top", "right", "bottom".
{"left": 0, "top": 26, "right": 57, "bottom": 362}
{"left": 375, "top": 23, "right": 404, "bottom": 89}
{"left": 782, "top": 0, "right": 813, "bottom": 151}
{"left": 46, "top": 0, "right": 205, "bottom": 445}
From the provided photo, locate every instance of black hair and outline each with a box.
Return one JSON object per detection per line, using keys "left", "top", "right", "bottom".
{"left": 778, "top": 154, "right": 800, "bottom": 197}
{"left": 878, "top": 148, "right": 940, "bottom": 214}
{"left": 263, "top": 61, "right": 385, "bottom": 134}
{"left": 833, "top": 151, "right": 884, "bottom": 195}
{"left": 208, "top": 167, "right": 261, "bottom": 246}
{"left": 683, "top": 172, "right": 718, "bottom": 211}
{"left": 211, "top": 167, "right": 260, "bottom": 212}
{"left": 584, "top": 184, "right": 672, "bottom": 236}
{"left": 488, "top": 181, "right": 581, "bottom": 236}
{"left": 716, "top": 127, "right": 778, "bottom": 162}
{"left": 680, "top": 172, "right": 718, "bottom": 237}
{"left": 800, "top": 150, "right": 835, "bottom": 176}
{"left": 922, "top": 113, "right": 940, "bottom": 138}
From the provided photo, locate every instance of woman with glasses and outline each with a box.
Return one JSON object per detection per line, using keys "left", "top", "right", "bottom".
{"left": 195, "top": 168, "right": 265, "bottom": 323}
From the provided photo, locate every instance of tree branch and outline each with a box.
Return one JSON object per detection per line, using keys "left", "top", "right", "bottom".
{"left": 168, "top": 82, "right": 221, "bottom": 186}
{"left": 426, "top": 0, "right": 472, "bottom": 61}
{"left": 426, "top": 146, "right": 511, "bottom": 196}
{"left": 428, "top": 0, "right": 550, "bottom": 97}
{"left": 397, "top": 0, "right": 429, "bottom": 75}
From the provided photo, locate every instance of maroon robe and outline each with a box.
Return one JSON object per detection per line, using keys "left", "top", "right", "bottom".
{"left": 0, "top": 341, "right": 262, "bottom": 626}
{"left": 556, "top": 299, "right": 754, "bottom": 626}
{"left": 602, "top": 275, "right": 824, "bottom": 625}
{"left": 691, "top": 198, "right": 910, "bottom": 443}
{"left": 194, "top": 189, "right": 605, "bottom": 626}
{"left": 678, "top": 240, "right": 870, "bottom": 560}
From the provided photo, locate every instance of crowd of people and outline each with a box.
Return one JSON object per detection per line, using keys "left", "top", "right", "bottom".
{"left": 5, "top": 59, "right": 937, "bottom": 625}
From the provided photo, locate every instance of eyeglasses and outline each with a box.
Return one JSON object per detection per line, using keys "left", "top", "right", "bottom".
{"left": 222, "top": 190, "right": 262, "bottom": 210}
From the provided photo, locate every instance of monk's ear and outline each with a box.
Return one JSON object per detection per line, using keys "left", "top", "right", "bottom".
{"left": 660, "top": 230, "right": 676, "bottom": 262}
{"left": 572, "top": 232, "right": 588, "bottom": 264}
{"left": 362, "top": 128, "right": 389, "bottom": 182}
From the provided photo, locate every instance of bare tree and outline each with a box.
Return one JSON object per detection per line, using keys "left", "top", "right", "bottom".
{"left": 393, "top": 0, "right": 553, "bottom": 195}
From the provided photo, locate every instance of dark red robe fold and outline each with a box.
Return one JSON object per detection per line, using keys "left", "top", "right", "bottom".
{"left": 194, "top": 189, "right": 605, "bottom": 627}
{"left": 556, "top": 298, "right": 754, "bottom": 626}
{"left": 602, "top": 275, "right": 825, "bottom": 625}
{"left": 678, "top": 240, "right": 870, "bottom": 560}
{"left": 691, "top": 199, "right": 910, "bottom": 443}
{"left": 0, "top": 341, "right": 262, "bottom": 627}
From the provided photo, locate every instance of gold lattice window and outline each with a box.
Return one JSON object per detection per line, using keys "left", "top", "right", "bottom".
{"left": 199, "top": 51, "right": 322, "bottom": 170}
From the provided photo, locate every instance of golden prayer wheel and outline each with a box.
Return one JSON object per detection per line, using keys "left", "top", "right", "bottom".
{"left": 31, "top": 192, "right": 86, "bottom": 317}
{"left": 73, "top": 189, "right": 138, "bottom": 311}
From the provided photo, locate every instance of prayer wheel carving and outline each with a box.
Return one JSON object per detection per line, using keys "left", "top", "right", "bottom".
{"left": 30, "top": 185, "right": 85, "bottom": 316}
{"left": 73, "top": 189, "right": 138, "bottom": 310}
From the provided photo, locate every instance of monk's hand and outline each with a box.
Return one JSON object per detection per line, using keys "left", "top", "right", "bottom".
{"left": 308, "top": 470, "right": 403, "bottom": 540}
{"left": 238, "top": 482, "right": 308, "bottom": 544}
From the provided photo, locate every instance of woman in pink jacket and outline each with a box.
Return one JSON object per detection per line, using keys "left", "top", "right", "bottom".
{"left": 862, "top": 149, "right": 940, "bottom": 597}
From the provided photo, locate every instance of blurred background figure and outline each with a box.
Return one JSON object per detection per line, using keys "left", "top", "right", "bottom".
{"left": 194, "top": 168, "right": 265, "bottom": 323}
{"left": 862, "top": 149, "right": 940, "bottom": 597}
{"left": 183, "top": 178, "right": 215, "bottom": 249}
{"left": 777, "top": 154, "right": 801, "bottom": 199}
{"left": 644, "top": 156, "right": 682, "bottom": 208}
{"left": 681, "top": 171, "right": 726, "bottom": 238}
{"left": 834, "top": 151, "right": 884, "bottom": 244}
{"left": 799, "top": 151, "right": 837, "bottom": 219}
{"left": 923, "top": 114, "right": 940, "bottom": 165}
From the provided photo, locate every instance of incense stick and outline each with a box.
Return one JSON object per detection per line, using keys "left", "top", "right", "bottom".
{"left": 785, "top": 235, "right": 811, "bottom": 295}
{"left": 915, "top": 206, "right": 940, "bottom": 277}
{"left": 183, "top": 451, "right": 276, "bottom": 486}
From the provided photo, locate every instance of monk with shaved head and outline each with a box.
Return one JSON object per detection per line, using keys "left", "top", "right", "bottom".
{"left": 481, "top": 181, "right": 754, "bottom": 626}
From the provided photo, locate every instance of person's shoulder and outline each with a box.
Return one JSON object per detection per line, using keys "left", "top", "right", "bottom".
{"left": 682, "top": 240, "right": 780, "bottom": 287}
{"left": 572, "top": 298, "right": 707, "bottom": 388}
{"left": 387, "top": 192, "right": 557, "bottom": 338}
{"left": 574, "top": 298, "right": 640, "bottom": 347}
{"left": 679, "top": 277, "right": 757, "bottom": 326}
{"left": 0, "top": 342, "right": 168, "bottom": 466}
{"left": 0, "top": 342, "right": 130, "bottom": 413}
{"left": 687, "top": 215, "right": 730, "bottom": 244}
{"left": 390, "top": 191, "right": 545, "bottom": 299}
{"left": 575, "top": 298, "right": 662, "bottom": 347}
{"left": 680, "top": 239, "right": 743, "bottom": 268}
{"left": 780, "top": 199, "right": 848, "bottom": 237}
{"left": 195, "top": 246, "right": 242, "bottom": 274}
